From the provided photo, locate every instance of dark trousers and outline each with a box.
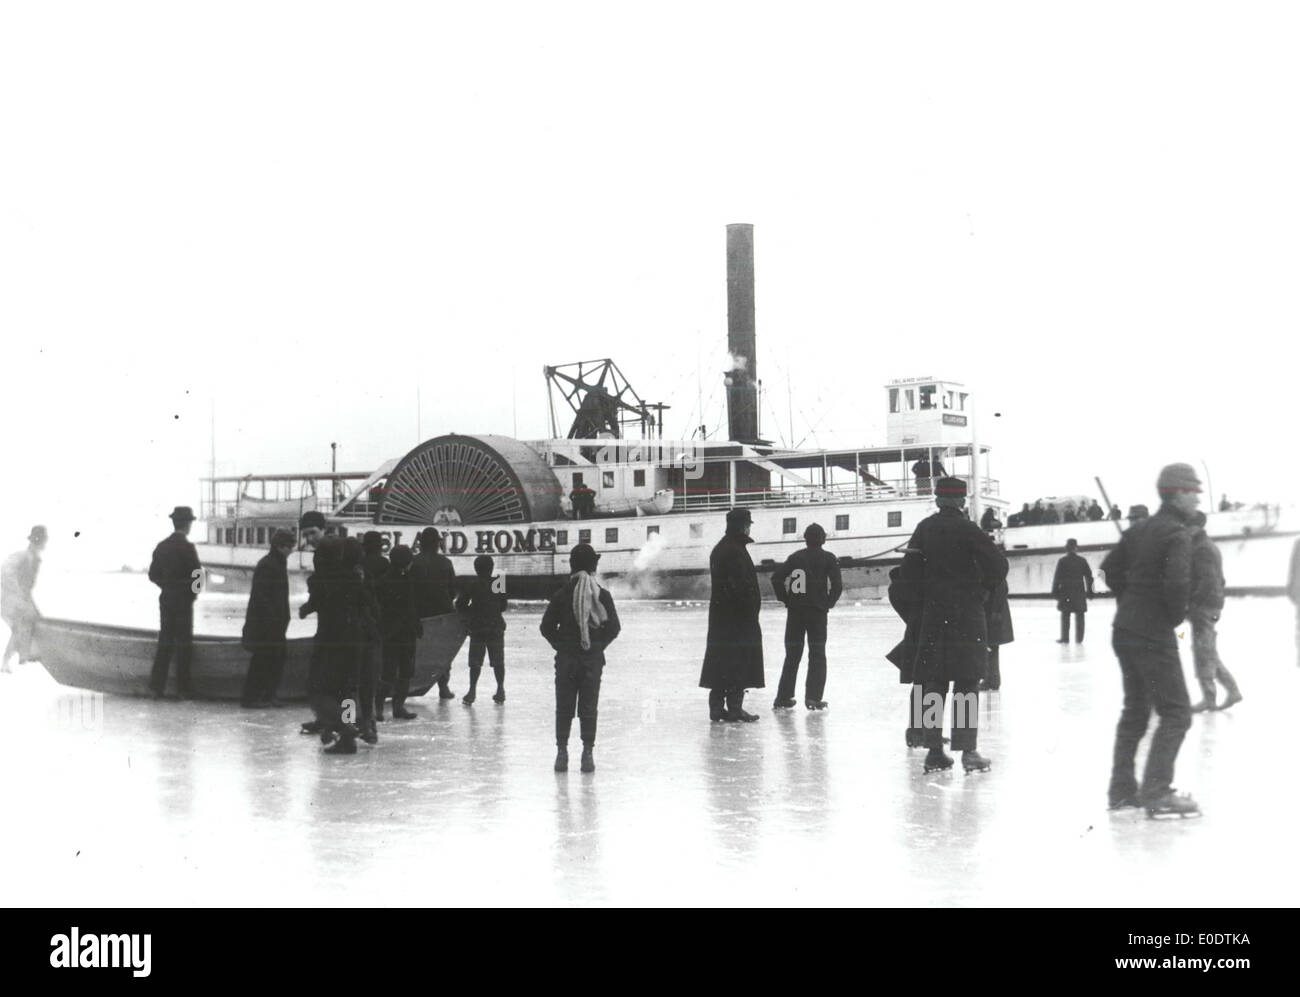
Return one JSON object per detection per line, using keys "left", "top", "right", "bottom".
{"left": 357, "top": 640, "right": 379, "bottom": 730}
{"left": 468, "top": 633, "right": 505, "bottom": 689}
{"left": 381, "top": 639, "right": 416, "bottom": 707}
{"left": 1109, "top": 627, "right": 1192, "bottom": 805}
{"left": 311, "top": 643, "right": 362, "bottom": 740}
{"left": 1060, "top": 611, "right": 1085, "bottom": 642}
{"left": 1190, "top": 611, "right": 1239, "bottom": 703}
{"left": 555, "top": 657, "right": 603, "bottom": 746}
{"left": 908, "top": 679, "right": 981, "bottom": 751}
{"left": 242, "top": 640, "right": 286, "bottom": 704}
{"left": 986, "top": 645, "right": 1001, "bottom": 689}
{"left": 150, "top": 600, "right": 194, "bottom": 695}
{"left": 776, "top": 606, "right": 828, "bottom": 702}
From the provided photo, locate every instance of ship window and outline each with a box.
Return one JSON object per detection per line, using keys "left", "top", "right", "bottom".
{"left": 889, "top": 388, "right": 900, "bottom": 413}
{"left": 919, "top": 384, "right": 937, "bottom": 410}
{"left": 904, "top": 389, "right": 915, "bottom": 411}
{"left": 237, "top": 528, "right": 245, "bottom": 545}
{"left": 689, "top": 523, "right": 704, "bottom": 539}
{"left": 224, "top": 528, "right": 235, "bottom": 545}
{"left": 578, "top": 529, "right": 591, "bottom": 544}
{"left": 958, "top": 392, "right": 968, "bottom": 411}
{"left": 256, "top": 527, "right": 266, "bottom": 545}
{"left": 633, "top": 469, "right": 646, "bottom": 487}
{"left": 646, "top": 525, "right": 659, "bottom": 539}
{"left": 210, "top": 526, "right": 220, "bottom": 544}
{"left": 605, "top": 528, "right": 618, "bottom": 544}
{"left": 783, "top": 517, "right": 797, "bottom": 535}
{"left": 888, "top": 511, "right": 902, "bottom": 528}
{"left": 835, "top": 515, "right": 849, "bottom": 531}
{"left": 943, "top": 390, "right": 954, "bottom": 410}
{"left": 602, "top": 471, "right": 615, "bottom": 489}
{"left": 556, "top": 530, "right": 569, "bottom": 546}
{"left": 573, "top": 472, "right": 584, "bottom": 487}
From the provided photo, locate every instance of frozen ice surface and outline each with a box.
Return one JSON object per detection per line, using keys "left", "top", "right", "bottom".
{"left": 3, "top": 591, "right": 1297, "bottom": 907}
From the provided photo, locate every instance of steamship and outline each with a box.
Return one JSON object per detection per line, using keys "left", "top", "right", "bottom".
{"left": 195, "top": 226, "right": 1295, "bottom": 599}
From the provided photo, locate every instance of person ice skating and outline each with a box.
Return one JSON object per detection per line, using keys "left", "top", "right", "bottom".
{"left": 240, "top": 529, "right": 295, "bottom": 707}
{"left": 1187, "top": 512, "right": 1242, "bottom": 713}
{"left": 377, "top": 545, "right": 422, "bottom": 720}
{"left": 148, "top": 506, "right": 202, "bottom": 699}
{"left": 456, "top": 555, "right": 508, "bottom": 705}
{"left": 770, "top": 523, "right": 842, "bottom": 710}
{"left": 540, "top": 544, "right": 620, "bottom": 773}
{"left": 412, "top": 527, "right": 458, "bottom": 700}
{"left": 1052, "top": 539, "right": 1093, "bottom": 643}
{"left": 1101, "top": 462, "right": 1201, "bottom": 818}
{"left": 295, "top": 511, "right": 331, "bottom": 735}
{"left": 699, "top": 507, "right": 765, "bottom": 722}
{"left": 350, "top": 537, "right": 383, "bottom": 744}
{"left": 300, "top": 536, "right": 366, "bottom": 754}
{"left": 981, "top": 575, "right": 1014, "bottom": 691}
{"left": 2, "top": 525, "right": 47, "bottom": 671}
{"left": 895, "top": 477, "right": 1007, "bottom": 773}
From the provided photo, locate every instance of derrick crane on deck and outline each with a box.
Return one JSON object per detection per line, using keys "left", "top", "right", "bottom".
{"left": 544, "top": 359, "right": 669, "bottom": 441}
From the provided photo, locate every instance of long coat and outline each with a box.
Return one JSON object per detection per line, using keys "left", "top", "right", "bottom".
{"left": 897, "top": 506, "right": 1008, "bottom": 685}
{"left": 242, "top": 548, "right": 290, "bottom": 648}
{"left": 699, "top": 530, "right": 765, "bottom": 690}
{"left": 886, "top": 566, "right": 922, "bottom": 684}
{"left": 985, "top": 577, "right": 1015, "bottom": 646}
{"left": 1051, "top": 552, "right": 1093, "bottom": 613}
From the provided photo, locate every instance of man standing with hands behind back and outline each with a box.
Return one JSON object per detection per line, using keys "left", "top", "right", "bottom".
{"left": 771, "top": 523, "right": 842, "bottom": 711}
{"left": 149, "top": 505, "right": 202, "bottom": 699}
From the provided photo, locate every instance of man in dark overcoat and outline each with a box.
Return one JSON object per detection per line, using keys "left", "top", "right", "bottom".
{"left": 982, "top": 575, "right": 1015, "bottom": 691}
{"left": 895, "top": 477, "right": 1007, "bottom": 773}
{"left": 240, "top": 529, "right": 295, "bottom": 707}
{"left": 699, "top": 507, "right": 764, "bottom": 722}
{"left": 886, "top": 565, "right": 927, "bottom": 748}
{"left": 148, "top": 505, "right": 203, "bottom": 698}
{"left": 1052, "top": 538, "right": 1093, "bottom": 643}
{"left": 412, "top": 526, "right": 458, "bottom": 699}
{"left": 1101, "top": 462, "right": 1200, "bottom": 818}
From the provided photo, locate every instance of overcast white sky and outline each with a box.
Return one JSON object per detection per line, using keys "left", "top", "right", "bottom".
{"left": 3, "top": 1, "right": 1297, "bottom": 567}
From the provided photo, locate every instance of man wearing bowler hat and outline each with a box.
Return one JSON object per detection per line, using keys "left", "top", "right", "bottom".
{"left": 148, "top": 506, "right": 203, "bottom": 698}
{"left": 2, "top": 525, "right": 48, "bottom": 670}
{"left": 699, "top": 507, "right": 765, "bottom": 722}
{"left": 1101, "top": 462, "right": 1201, "bottom": 819}
{"left": 770, "top": 522, "right": 842, "bottom": 710}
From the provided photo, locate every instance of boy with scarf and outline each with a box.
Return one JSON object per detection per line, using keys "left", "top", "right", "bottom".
{"left": 540, "top": 544, "right": 621, "bottom": 773}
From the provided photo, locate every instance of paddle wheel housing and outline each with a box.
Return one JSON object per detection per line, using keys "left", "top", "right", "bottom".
{"left": 373, "top": 434, "right": 563, "bottom": 526}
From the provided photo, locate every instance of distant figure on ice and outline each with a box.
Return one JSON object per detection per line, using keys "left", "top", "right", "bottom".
{"left": 770, "top": 523, "right": 842, "bottom": 710}
{"left": 1101, "top": 463, "right": 1200, "bottom": 819}
{"left": 1290, "top": 539, "right": 1300, "bottom": 667}
{"left": 1187, "top": 512, "right": 1242, "bottom": 713}
{"left": 982, "top": 576, "right": 1014, "bottom": 691}
{"left": 1052, "top": 539, "right": 1093, "bottom": 644}
{"left": 377, "top": 544, "right": 422, "bottom": 721}
{"left": 541, "top": 544, "right": 620, "bottom": 773}
{"left": 413, "top": 527, "right": 458, "bottom": 700}
{"left": 2, "top": 525, "right": 47, "bottom": 671}
{"left": 894, "top": 477, "right": 1006, "bottom": 773}
{"left": 456, "top": 554, "right": 508, "bottom": 705}
{"left": 700, "top": 508, "right": 765, "bottom": 722}
{"left": 240, "top": 529, "right": 295, "bottom": 707}
{"left": 148, "top": 506, "right": 201, "bottom": 699}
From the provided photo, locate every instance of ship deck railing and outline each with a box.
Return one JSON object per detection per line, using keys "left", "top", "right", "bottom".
{"left": 675, "top": 475, "right": 1000, "bottom": 512}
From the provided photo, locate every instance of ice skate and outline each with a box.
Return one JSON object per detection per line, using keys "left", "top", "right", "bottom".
{"left": 961, "top": 750, "right": 992, "bottom": 773}
{"left": 1216, "top": 691, "right": 1243, "bottom": 711}
{"left": 729, "top": 708, "right": 760, "bottom": 723}
{"left": 360, "top": 727, "right": 378, "bottom": 746}
{"left": 772, "top": 697, "right": 797, "bottom": 709}
{"left": 1108, "top": 796, "right": 1141, "bottom": 811}
{"left": 805, "top": 700, "right": 828, "bottom": 711}
{"left": 1190, "top": 699, "right": 1215, "bottom": 713}
{"left": 1145, "top": 790, "right": 1201, "bottom": 819}
{"left": 923, "top": 747, "right": 954, "bottom": 773}
{"left": 580, "top": 747, "right": 595, "bottom": 773}
{"left": 391, "top": 706, "right": 417, "bottom": 720}
{"left": 324, "top": 737, "right": 357, "bottom": 755}
{"left": 462, "top": 690, "right": 476, "bottom": 705}
{"left": 493, "top": 689, "right": 506, "bottom": 704}
{"left": 300, "top": 720, "right": 323, "bottom": 735}
{"left": 554, "top": 747, "right": 569, "bottom": 772}
{"left": 438, "top": 686, "right": 456, "bottom": 700}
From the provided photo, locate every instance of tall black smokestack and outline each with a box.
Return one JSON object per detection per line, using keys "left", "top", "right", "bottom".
{"left": 726, "top": 223, "right": 759, "bottom": 444}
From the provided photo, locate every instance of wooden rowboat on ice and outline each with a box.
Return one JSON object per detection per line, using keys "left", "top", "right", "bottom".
{"left": 31, "top": 613, "right": 468, "bottom": 701}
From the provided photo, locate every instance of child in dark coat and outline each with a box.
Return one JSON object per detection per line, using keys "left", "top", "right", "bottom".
{"left": 455, "top": 554, "right": 508, "bottom": 705}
